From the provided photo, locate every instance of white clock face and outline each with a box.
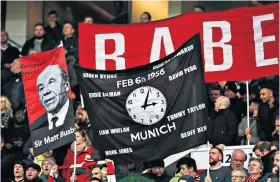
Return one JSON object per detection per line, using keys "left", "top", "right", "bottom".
{"left": 126, "top": 86, "right": 167, "bottom": 125}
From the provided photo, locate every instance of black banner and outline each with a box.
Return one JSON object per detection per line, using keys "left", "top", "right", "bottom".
{"left": 75, "top": 34, "right": 208, "bottom": 164}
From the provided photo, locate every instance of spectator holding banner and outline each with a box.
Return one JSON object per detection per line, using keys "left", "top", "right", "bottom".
{"left": 62, "top": 130, "right": 94, "bottom": 182}
{"left": 21, "top": 23, "right": 53, "bottom": 56}
{"left": 200, "top": 147, "right": 231, "bottom": 182}
{"left": 40, "top": 157, "right": 64, "bottom": 182}
{"left": 207, "top": 96, "right": 238, "bottom": 147}
{"left": 238, "top": 100, "right": 260, "bottom": 145}
{"left": 257, "top": 85, "right": 279, "bottom": 141}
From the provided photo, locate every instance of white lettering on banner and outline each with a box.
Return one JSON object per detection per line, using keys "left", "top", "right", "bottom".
{"left": 190, "top": 145, "right": 256, "bottom": 169}
{"left": 253, "top": 14, "right": 278, "bottom": 67}
{"left": 105, "top": 150, "right": 118, "bottom": 156}
{"left": 105, "top": 148, "right": 133, "bottom": 156}
{"left": 181, "top": 129, "right": 196, "bottom": 138}
{"left": 110, "top": 127, "right": 130, "bottom": 134}
{"left": 83, "top": 73, "right": 99, "bottom": 78}
{"left": 117, "top": 79, "right": 134, "bottom": 88}
{"left": 131, "top": 122, "right": 176, "bottom": 142}
{"left": 119, "top": 148, "right": 133, "bottom": 154}
{"left": 186, "top": 103, "right": 206, "bottom": 113}
{"left": 100, "top": 74, "right": 117, "bottom": 79}
{"left": 102, "top": 91, "right": 121, "bottom": 97}
{"left": 167, "top": 110, "right": 186, "bottom": 121}
{"left": 203, "top": 21, "right": 233, "bottom": 72}
{"left": 44, "top": 134, "right": 59, "bottom": 144}
{"left": 99, "top": 130, "right": 110, "bottom": 135}
{"left": 169, "top": 65, "right": 198, "bottom": 81}
{"left": 150, "top": 27, "right": 175, "bottom": 63}
{"left": 95, "top": 33, "right": 125, "bottom": 70}
{"left": 89, "top": 92, "right": 102, "bottom": 98}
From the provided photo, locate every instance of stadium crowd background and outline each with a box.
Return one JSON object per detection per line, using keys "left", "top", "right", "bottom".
{"left": 1, "top": 1, "right": 279, "bottom": 182}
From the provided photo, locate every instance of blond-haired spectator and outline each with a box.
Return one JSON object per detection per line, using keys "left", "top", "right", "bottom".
{"left": 0, "top": 96, "right": 13, "bottom": 129}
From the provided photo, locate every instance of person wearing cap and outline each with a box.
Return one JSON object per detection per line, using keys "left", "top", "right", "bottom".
{"left": 200, "top": 147, "right": 231, "bottom": 182}
{"left": 40, "top": 157, "right": 64, "bottom": 182}
{"left": 207, "top": 96, "right": 238, "bottom": 148}
{"left": 12, "top": 161, "right": 25, "bottom": 182}
{"left": 257, "top": 84, "right": 279, "bottom": 141}
{"left": 142, "top": 159, "right": 172, "bottom": 182}
{"left": 25, "top": 163, "right": 43, "bottom": 182}
{"left": 169, "top": 157, "right": 197, "bottom": 182}
{"left": 223, "top": 81, "right": 244, "bottom": 123}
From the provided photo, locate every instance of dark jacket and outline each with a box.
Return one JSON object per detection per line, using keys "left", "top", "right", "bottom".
{"left": 257, "top": 100, "right": 279, "bottom": 141}
{"left": 261, "top": 150, "right": 277, "bottom": 175}
{"left": 207, "top": 109, "right": 238, "bottom": 146}
{"left": 1, "top": 149, "right": 14, "bottom": 182}
{"left": 26, "top": 177, "right": 44, "bottom": 182}
{"left": 229, "top": 97, "right": 244, "bottom": 123}
{"left": 1, "top": 45, "right": 20, "bottom": 65}
{"left": 21, "top": 36, "right": 53, "bottom": 56}
{"left": 63, "top": 36, "right": 78, "bottom": 62}
{"left": 44, "top": 23, "right": 63, "bottom": 46}
{"left": 40, "top": 174, "right": 65, "bottom": 182}
{"left": 3, "top": 73, "right": 25, "bottom": 110}
{"left": 142, "top": 171, "right": 172, "bottom": 182}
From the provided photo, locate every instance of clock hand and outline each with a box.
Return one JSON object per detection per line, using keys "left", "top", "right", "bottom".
{"left": 145, "top": 102, "right": 158, "bottom": 107}
{"left": 141, "top": 89, "right": 150, "bottom": 110}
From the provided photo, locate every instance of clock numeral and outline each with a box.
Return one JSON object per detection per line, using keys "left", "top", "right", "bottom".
{"left": 156, "top": 92, "right": 160, "bottom": 97}
{"left": 161, "top": 108, "right": 164, "bottom": 112}
{"left": 128, "top": 108, "right": 131, "bottom": 112}
{"left": 128, "top": 100, "right": 133, "bottom": 104}
{"left": 141, "top": 119, "right": 144, "bottom": 123}
{"left": 156, "top": 115, "right": 159, "bottom": 119}
{"left": 150, "top": 118, "right": 152, "bottom": 123}
{"left": 133, "top": 115, "right": 136, "bottom": 119}
{"left": 133, "top": 93, "right": 136, "bottom": 97}
{"left": 140, "top": 89, "right": 144, "bottom": 94}
{"left": 161, "top": 100, "right": 164, "bottom": 104}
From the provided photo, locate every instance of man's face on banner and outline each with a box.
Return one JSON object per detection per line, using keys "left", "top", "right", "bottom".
{"left": 37, "top": 65, "right": 69, "bottom": 114}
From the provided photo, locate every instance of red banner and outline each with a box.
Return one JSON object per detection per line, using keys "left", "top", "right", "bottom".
{"left": 79, "top": 3, "right": 279, "bottom": 82}
{"left": 20, "top": 47, "right": 75, "bottom": 155}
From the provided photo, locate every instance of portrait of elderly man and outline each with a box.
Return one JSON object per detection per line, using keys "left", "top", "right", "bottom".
{"left": 31, "top": 65, "right": 71, "bottom": 131}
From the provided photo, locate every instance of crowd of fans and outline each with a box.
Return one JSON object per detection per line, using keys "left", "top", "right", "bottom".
{"left": 1, "top": 1, "right": 279, "bottom": 182}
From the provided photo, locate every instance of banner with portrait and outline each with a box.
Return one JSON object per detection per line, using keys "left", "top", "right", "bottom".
{"left": 75, "top": 34, "right": 208, "bottom": 164}
{"left": 20, "top": 46, "right": 75, "bottom": 156}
